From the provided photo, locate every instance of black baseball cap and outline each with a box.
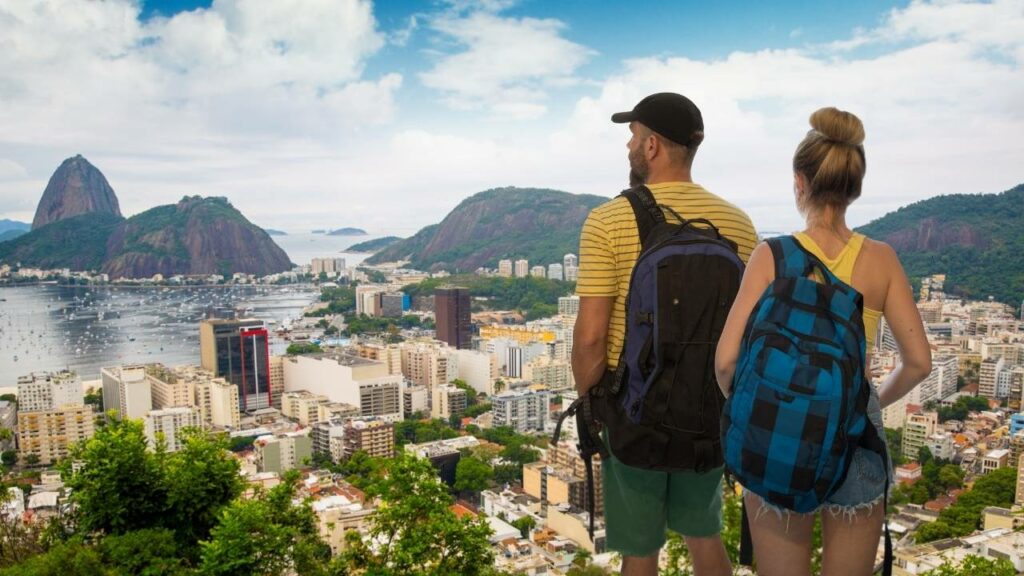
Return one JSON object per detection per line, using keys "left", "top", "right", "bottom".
{"left": 611, "top": 92, "right": 704, "bottom": 146}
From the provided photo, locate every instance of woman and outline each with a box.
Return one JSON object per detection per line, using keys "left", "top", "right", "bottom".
{"left": 715, "top": 107, "right": 932, "bottom": 576}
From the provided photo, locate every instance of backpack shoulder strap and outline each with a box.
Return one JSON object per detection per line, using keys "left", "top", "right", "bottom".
{"left": 767, "top": 235, "right": 837, "bottom": 283}
{"left": 620, "top": 185, "right": 665, "bottom": 250}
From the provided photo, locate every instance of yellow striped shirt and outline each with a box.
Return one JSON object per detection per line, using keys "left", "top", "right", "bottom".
{"left": 577, "top": 182, "right": 758, "bottom": 368}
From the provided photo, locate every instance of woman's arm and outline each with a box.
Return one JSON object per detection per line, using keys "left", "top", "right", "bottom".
{"left": 716, "top": 242, "right": 774, "bottom": 397}
{"left": 875, "top": 243, "right": 932, "bottom": 408}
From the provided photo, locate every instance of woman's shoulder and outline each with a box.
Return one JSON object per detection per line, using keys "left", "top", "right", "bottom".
{"left": 858, "top": 235, "right": 900, "bottom": 266}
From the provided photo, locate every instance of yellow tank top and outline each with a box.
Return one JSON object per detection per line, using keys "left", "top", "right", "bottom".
{"left": 793, "top": 232, "right": 882, "bottom": 351}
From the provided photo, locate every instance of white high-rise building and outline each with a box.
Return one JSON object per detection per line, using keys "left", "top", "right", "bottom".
{"left": 282, "top": 353, "right": 403, "bottom": 421}
{"left": 16, "top": 370, "right": 94, "bottom": 465}
{"left": 980, "top": 357, "right": 1006, "bottom": 399}
{"left": 498, "top": 259, "right": 513, "bottom": 277}
{"left": 145, "top": 407, "right": 202, "bottom": 452}
{"left": 16, "top": 371, "right": 80, "bottom": 412}
{"left": 558, "top": 295, "right": 580, "bottom": 316}
{"left": 564, "top": 265, "right": 579, "bottom": 282}
{"left": 563, "top": 254, "right": 578, "bottom": 270}
{"left": 506, "top": 346, "right": 524, "bottom": 379}
{"left": 311, "top": 257, "right": 346, "bottom": 275}
{"left": 493, "top": 389, "right": 550, "bottom": 433}
{"left": 530, "top": 265, "right": 546, "bottom": 278}
{"left": 548, "top": 263, "right": 564, "bottom": 281}
{"left": 454, "top": 349, "right": 499, "bottom": 396}
{"left": 192, "top": 373, "right": 241, "bottom": 429}
{"left": 101, "top": 365, "right": 153, "bottom": 421}
{"left": 431, "top": 385, "right": 468, "bottom": 420}
{"left": 514, "top": 259, "right": 529, "bottom": 278}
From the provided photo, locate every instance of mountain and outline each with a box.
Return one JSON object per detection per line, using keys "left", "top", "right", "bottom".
{"left": 366, "top": 187, "right": 607, "bottom": 272}
{"left": 328, "top": 227, "right": 367, "bottom": 236}
{"left": 0, "top": 229, "right": 27, "bottom": 242}
{"left": 0, "top": 219, "right": 30, "bottom": 234}
{"left": 32, "top": 155, "right": 122, "bottom": 230}
{"left": 347, "top": 236, "right": 403, "bottom": 253}
{"left": 856, "top": 183, "right": 1024, "bottom": 306}
{"left": 1, "top": 156, "right": 294, "bottom": 278}
{"left": 0, "top": 213, "right": 124, "bottom": 270}
{"left": 102, "top": 196, "right": 292, "bottom": 278}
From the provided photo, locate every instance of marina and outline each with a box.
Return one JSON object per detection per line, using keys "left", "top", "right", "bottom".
{"left": 0, "top": 283, "right": 319, "bottom": 386}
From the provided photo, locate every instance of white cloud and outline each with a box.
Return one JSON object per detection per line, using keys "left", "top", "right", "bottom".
{"left": 0, "top": 0, "right": 1021, "bottom": 242}
{"left": 547, "top": 1, "right": 1024, "bottom": 233}
{"left": 419, "top": 6, "right": 594, "bottom": 118}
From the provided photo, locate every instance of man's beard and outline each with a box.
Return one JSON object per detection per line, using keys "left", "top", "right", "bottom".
{"left": 628, "top": 147, "right": 648, "bottom": 187}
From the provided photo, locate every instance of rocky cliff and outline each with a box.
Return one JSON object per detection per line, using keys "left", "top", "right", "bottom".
{"left": 32, "top": 155, "right": 122, "bottom": 230}
{"left": 102, "top": 196, "right": 292, "bottom": 278}
{"left": 856, "top": 183, "right": 1024, "bottom": 305}
{"left": 366, "top": 187, "right": 607, "bottom": 272}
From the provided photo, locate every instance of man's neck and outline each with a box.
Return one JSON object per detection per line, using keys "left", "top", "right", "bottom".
{"left": 646, "top": 166, "right": 692, "bottom": 184}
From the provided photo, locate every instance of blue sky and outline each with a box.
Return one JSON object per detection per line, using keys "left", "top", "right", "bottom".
{"left": 0, "top": 0, "right": 1022, "bottom": 236}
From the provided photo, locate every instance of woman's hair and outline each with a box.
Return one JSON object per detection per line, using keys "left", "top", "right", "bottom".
{"left": 793, "top": 107, "right": 866, "bottom": 211}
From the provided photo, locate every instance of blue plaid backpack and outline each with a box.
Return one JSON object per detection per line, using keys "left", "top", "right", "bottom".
{"left": 721, "top": 235, "right": 891, "bottom": 574}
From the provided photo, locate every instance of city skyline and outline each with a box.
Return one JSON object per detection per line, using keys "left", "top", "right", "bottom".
{"left": 0, "top": 0, "right": 1022, "bottom": 236}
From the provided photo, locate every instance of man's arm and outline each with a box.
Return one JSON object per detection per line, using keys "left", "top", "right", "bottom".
{"left": 572, "top": 296, "right": 614, "bottom": 395}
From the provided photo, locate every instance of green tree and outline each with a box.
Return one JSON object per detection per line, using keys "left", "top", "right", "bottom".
{"left": 199, "top": 470, "right": 328, "bottom": 576}
{"left": 286, "top": 341, "right": 322, "bottom": 355}
{"left": 0, "top": 512, "right": 46, "bottom": 568}
{"left": 0, "top": 451, "right": 14, "bottom": 467}
{"left": 511, "top": 516, "right": 536, "bottom": 539}
{"left": 163, "top": 429, "right": 244, "bottom": 552}
{"left": 83, "top": 389, "right": 103, "bottom": 411}
{"left": 23, "top": 453, "right": 40, "bottom": 467}
{"left": 925, "top": 555, "right": 1016, "bottom": 575}
{"left": 0, "top": 539, "right": 107, "bottom": 576}
{"left": 61, "top": 418, "right": 166, "bottom": 535}
{"left": 336, "top": 454, "right": 495, "bottom": 575}
{"left": 99, "top": 528, "right": 187, "bottom": 576}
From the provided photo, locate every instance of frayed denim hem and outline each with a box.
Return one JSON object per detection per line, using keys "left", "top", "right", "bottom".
{"left": 745, "top": 490, "right": 886, "bottom": 533}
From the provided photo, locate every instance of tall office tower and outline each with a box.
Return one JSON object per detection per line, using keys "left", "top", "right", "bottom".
{"left": 101, "top": 365, "right": 153, "bottom": 421}
{"left": 547, "top": 263, "right": 564, "bottom": 281}
{"left": 200, "top": 318, "right": 272, "bottom": 412}
{"left": 434, "top": 286, "right": 471, "bottom": 350}
{"left": 563, "top": 253, "right": 578, "bottom": 270}
{"left": 514, "top": 259, "right": 529, "bottom": 278}
{"left": 498, "top": 259, "right": 513, "bottom": 277}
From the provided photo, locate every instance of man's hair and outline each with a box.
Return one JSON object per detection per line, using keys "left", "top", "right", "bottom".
{"left": 640, "top": 123, "right": 702, "bottom": 166}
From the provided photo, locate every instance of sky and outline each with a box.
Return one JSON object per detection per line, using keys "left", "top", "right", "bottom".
{"left": 0, "top": 0, "right": 1022, "bottom": 236}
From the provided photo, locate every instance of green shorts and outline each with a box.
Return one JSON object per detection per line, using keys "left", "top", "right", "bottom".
{"left": 603, "top": 449, "right": 724, "bottom": 557}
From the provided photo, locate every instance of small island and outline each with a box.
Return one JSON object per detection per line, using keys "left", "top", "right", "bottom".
{"left": 346, "top": 236, "right": 402, "bottom": 253}
{"left": 264, "top": 229, "right": 288, "bottom": 236}
{"left": 327, "top": 227, "right": 368, "bottom": 236}
{"left": 311, "top": 229, "right": 327, "bottom": 234}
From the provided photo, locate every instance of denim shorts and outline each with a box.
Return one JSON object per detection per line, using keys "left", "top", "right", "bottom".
{"left": 748, "top": 386, "right": 892, "bottom": 520}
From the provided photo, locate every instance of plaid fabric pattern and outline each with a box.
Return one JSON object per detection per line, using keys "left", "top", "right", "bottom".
{"left": 722, "top": 235, "right": 870, "bottom": 513}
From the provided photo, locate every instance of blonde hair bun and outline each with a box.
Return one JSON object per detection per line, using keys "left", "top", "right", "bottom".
{"left": 809, "top": 107, "right": 864, "bottom": 147}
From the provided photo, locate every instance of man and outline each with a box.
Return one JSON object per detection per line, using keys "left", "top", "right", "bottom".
{"left": 572, "top": 93, "right": 757, "bottom": 576}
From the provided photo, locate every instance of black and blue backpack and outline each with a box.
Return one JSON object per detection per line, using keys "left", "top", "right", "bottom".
{"left": 721, "top": 235, "right": 891, "bottom": 574}
{"left": 554, "top": 184, "right": 744, "bottom": 537}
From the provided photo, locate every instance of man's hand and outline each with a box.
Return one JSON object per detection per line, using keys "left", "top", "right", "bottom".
{"left": 572, "top": 296, "right": 614, "bottom": 395}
